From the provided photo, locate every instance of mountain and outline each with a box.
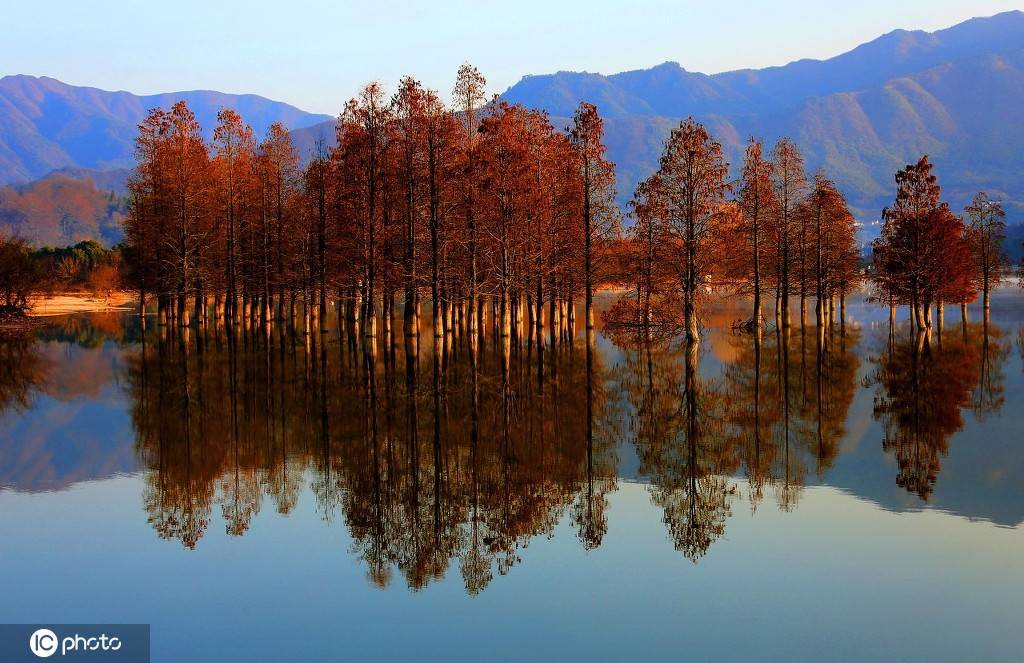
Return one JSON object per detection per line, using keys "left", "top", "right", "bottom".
{"left": 0, "top": 75, "right": 332, "bottom": 185}
{"left": 503, "top": 10, "right": 1024, "bottom": 225}
{"left": 4, "top": 11, "right": 1024, "bottom": 246}
{"left": 289, "top": 120, "right": 339, "bottom": 161}
{"left": 0, "top": 169, "right": 128, "bottom": 246}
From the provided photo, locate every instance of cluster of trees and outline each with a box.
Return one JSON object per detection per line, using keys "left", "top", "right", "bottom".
{"left": 617, "top": 125, "right": 860, "bottom": 342}
{"left": 121, "top": 72, "right": 1021, "bottom": 348}
{"left": 864, "top": 157, "right": 1014, "bottom": 499}
{"left": 871, "top": 156, "right": 1011, "bottom": 326}
{"left": 0, "top": 235, "right": 123, "bottom": 313}
{"left": 34, "top": 240, "right": 123, "bottom": 298}
{"left": 123, "top": 65, "right": 617, "bottom": 340}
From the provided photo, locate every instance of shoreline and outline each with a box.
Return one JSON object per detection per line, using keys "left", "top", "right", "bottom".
{"left": 27, "top": 292, "right": 135, "bottom": 317}
{"left": 17, "top": 282, "right": 1023, "bottom": 320}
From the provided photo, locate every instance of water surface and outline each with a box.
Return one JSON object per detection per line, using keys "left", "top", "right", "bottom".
{"left": 1, "top": 293, "right": 1022, "bottom": 662}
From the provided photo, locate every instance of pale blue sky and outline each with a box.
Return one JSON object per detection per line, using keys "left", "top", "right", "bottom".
{"left": 2, "top": 0, "right": 1021, "bottom": 114}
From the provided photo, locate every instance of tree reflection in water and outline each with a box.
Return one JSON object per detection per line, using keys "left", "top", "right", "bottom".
{"left": 610, "top": 319, "right": 861, "bottom": 561}
{"left": 723, "top": 324, "right": 860, "bottom": 513}
{"left": 868, "top": 318, "right": 1008, "bottom": 501}
{"left": 0, "top": 312, "right": 138, "bottom": 414}
{"left": 0, "top": 330, "right": 50, "bottom": 413}
{"left": 125, "top": 321, "right": 618, "bottom": 592}
{"left": 610, "top": 332, "right": 733, "bottom": 561}
{"left": 1, "top": 303, "right": 1013, "bottom": 587}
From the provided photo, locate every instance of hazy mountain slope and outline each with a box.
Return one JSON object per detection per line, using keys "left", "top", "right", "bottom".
{"left": 0, "top": 75, "right": 332, "bottom": 184}
{"left": 503, "top": 11, "right": 1024, "bottom": 224}
{"left": 41, "top": 166, "right": 132, "bottom": 196}
{"left": 0, "top": 170, "right": 127, "bottom": 246}
{"left": 506, "top": 11, "right": 1024, "bottom": 118}
{"left": 289, "top": 119, "right": 339, "bottom": 162}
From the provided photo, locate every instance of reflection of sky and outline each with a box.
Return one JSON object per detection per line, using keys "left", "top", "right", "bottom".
{"left": 0, "top": 477, "right": 1021, "bottom": 662}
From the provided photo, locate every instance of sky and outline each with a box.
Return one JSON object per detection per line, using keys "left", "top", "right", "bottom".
{"left": 2, "top": 0, "right": 1022, "bottom": 114}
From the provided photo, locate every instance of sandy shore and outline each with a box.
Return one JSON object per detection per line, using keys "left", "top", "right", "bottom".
{"left": 27, "top": 292, "right": 136, "bottom": 317}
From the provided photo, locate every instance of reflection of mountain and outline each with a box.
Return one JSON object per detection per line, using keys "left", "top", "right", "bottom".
{"left": 0, "top": 336, "right": 136, "bottom": 492}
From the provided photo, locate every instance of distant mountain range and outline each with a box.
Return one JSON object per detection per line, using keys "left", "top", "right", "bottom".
{"left": 0, "top": 77, "right": 331, "bottom": 244}
{"left": 0, "top": 75, "right": 331, "bottom": 184}
{"left": 503, "top": 9, "right": 1024, "bottom": 223}
{"left": 2, "top": 10, "right": 1024, "bottom": 246}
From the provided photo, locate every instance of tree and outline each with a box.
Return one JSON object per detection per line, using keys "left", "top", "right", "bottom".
{"left": 257, "top": 122, "right": 300, "bottom": 322}
{"left": 801, "top": 171, "right": 858, "bottom": 326}
{"left": 570, "top": 102, "right": 617, "bottom": 331}
{"left": 334, "top": 83, "right": 403, "bottom": 337}
{"left": 392, "top": 76, "right": 428, "bottom": 334}
{"left": 965, "top": 191, "right": 1009, "bottom": 314}
{"left": 872, "top": 156, "right": 975, "bottom": 329}
{"left": 420, "top": 88, "right": 458, "bottom": 338}
{"left": 211, "top": 108, "right": 254, "bottom": 324}
{"left": 0, "top": 235, "right": 41, "bottom": 311}
{"left": 165, "top": 101, "right": 211, "bottom": 327}
{"left": 453, "top": 64, "right": 487, "bottom": 335}
{"left": 307, "top": 140, "right": 330, "bottom": 331}
{"left": 87, "top": 261, "right": 120, "bottom": 301}
{"left": 771, "top": 139, "right": 806, "bottom": 327}
{"left": 645, "top": 118, "right": 730, "bottom": 343}
{"left": 735, "top": 138, "right": 776, "bottom": 326}
{"left": 125, "top": 107, "right": 169, "bottom": 323}
{"left": 478, "top": 102, "right": 533, "bottom": 337}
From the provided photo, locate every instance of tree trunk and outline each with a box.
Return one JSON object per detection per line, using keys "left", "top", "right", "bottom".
{"left": 500, "top": 291, "right": 511, "bottom": 337}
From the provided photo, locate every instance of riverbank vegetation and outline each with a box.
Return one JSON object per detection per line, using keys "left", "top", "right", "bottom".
{"left": 0, "top": 236, "right": 124, "bottom": 317}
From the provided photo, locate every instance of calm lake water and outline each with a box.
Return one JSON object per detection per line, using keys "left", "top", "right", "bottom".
{"left": 1, "top": 292, "right": 1023, "bottom": 662}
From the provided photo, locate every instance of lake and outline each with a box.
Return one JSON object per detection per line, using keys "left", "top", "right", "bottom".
{"left": 1, "top": 292, "right": 1022, "bottom": 662}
